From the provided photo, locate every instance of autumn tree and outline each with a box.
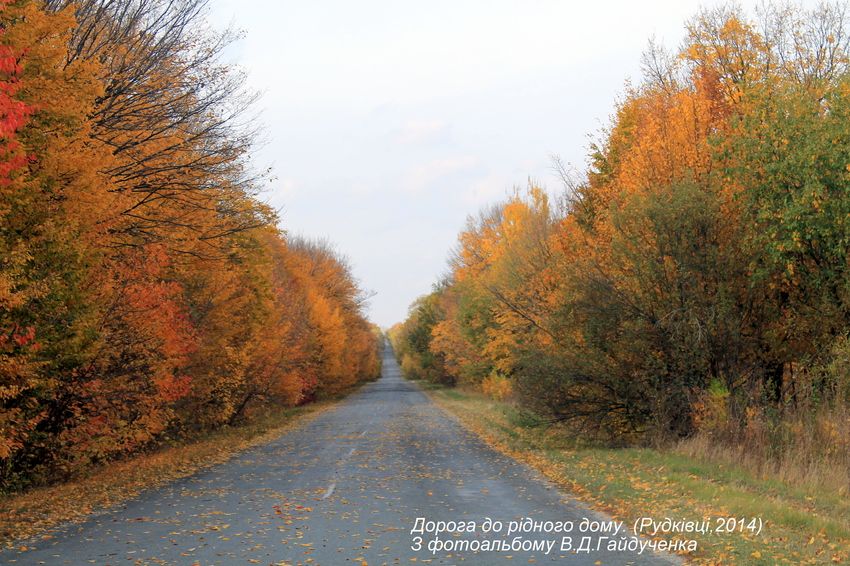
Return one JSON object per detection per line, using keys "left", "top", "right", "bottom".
{"left": 0, "top": 0, "right": 40, "bottom": 465}
{"left": 399, "top": 1, "right": 850, "bottom": 442}
{"left": 0, "top": 0, "right": 380, "bottom": 492}
{"left": 393, "top": 184, "right": 559, "bottom": 396}
{"left": 394, "top": 289, "right": 451, "bottom": 384}
{"left": 0, "top": 0, "right": 125, "bottom": 486}
{"left": 44, "top": 0, "right": 270, "bottom": 255}
{"left": 284, "top": 236, "right": 379, "bottom": 398}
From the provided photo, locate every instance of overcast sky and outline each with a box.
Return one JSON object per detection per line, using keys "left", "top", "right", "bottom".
{"left": 206, "top": 0, "right": 814, "bottom": 329}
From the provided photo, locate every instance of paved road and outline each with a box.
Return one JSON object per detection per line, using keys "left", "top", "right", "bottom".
{"left": 3, "top": 344, "right": 682, "bottom": 566}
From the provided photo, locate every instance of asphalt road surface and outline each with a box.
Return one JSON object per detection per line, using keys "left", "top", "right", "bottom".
{"left": 3, "top": 344, "right": 683, "bottom": 566}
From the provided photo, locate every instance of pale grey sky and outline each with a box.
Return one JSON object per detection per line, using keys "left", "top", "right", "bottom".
{"left": 205, "top": 0, "right": 810, "bottom": 328}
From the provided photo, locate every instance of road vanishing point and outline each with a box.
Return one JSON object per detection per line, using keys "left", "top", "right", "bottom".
{"left": 3, "top": 344, "right": 683, "bottom": 566}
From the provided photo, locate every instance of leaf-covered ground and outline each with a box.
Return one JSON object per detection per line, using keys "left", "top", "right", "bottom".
{"left": 0, "top": 404, "right": 327, "bottom": 546}
{"left": 423, "top": 384, "right": 850, "bottom": 566}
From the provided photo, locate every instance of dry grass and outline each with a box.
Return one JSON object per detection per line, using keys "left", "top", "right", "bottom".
{"left": 422, "top": 381, "right": 850, "bottom": 565}
{"left": 687, "top": 388, "right": 850, "bottom": 496}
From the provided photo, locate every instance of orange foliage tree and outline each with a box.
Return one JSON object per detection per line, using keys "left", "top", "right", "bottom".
{"left": 397, "top": 1, "right": 850, "bottom": 443}
{"left": 0, "top": 0, "right": 380, "bottom": 492}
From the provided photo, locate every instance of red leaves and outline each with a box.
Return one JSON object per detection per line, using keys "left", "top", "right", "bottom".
{"left": 0, "top": 24, "right": 35, "bottom": 186}
{"left": 155, "top": 374, "right": 192, "bottom": 402}
{"left": 0, "top": 325, "right": 36, "bottom": 349}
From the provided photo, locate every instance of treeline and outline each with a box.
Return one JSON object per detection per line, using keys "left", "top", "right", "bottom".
{"left": 391, "top": 1, "right": 850, "bottom": 462}
{"left": 0, "top": 0, "right": 380, "bottom": 492}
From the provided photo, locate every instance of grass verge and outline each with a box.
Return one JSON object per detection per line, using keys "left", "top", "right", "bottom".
{"left": 420, "top": 381, "right": 850, "bottom": 565}
{"left": 0, "top": 401, "right": 331, "bottom": 547}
